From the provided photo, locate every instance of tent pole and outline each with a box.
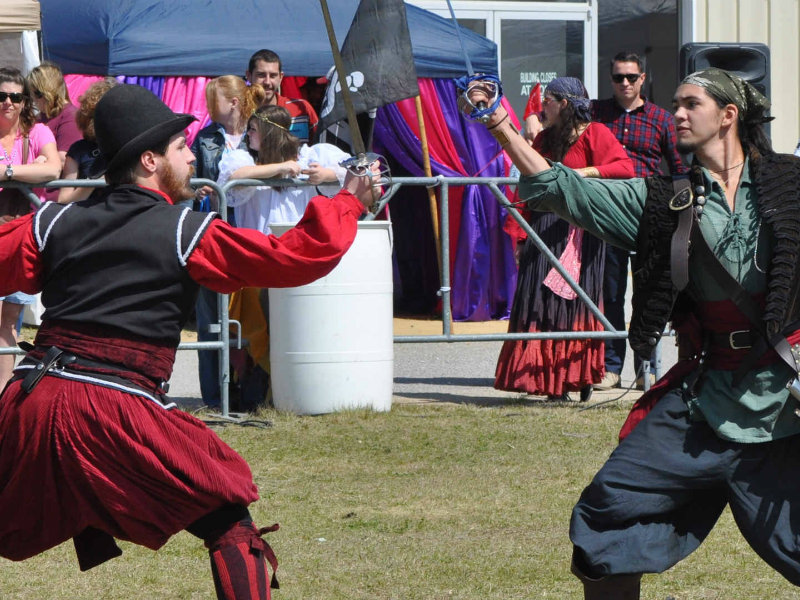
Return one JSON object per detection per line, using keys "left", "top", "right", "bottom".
{"left": 414, "top": 94, "right": 450, "bottom": 329}
{"left": 318, "top": 0, "right": 365, "bottom": 155}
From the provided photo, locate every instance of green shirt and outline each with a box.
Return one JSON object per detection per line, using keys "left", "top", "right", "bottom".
{"left": 519, "top": 159, "right": 800, "bottom": 443}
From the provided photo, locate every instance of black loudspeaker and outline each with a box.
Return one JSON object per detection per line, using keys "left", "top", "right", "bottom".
{"left": 679, "top": 42, "right": 770, "bottom": 98}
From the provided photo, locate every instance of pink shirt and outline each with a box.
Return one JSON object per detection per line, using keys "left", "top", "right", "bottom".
{"left": 4, "top": 123, "right": 57, "bottom": 202}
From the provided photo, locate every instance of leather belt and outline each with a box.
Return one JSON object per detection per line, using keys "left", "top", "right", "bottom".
{"left": 707, "top": 329, "right": 755, "bottom": 350}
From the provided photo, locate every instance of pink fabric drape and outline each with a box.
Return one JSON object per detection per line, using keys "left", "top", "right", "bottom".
{"left": 161, "top": 77, "right": 212, "bottom": 145}
{"left": 64, "top": 75, "right": 106, "bottom": 107}
{"left": 64, "top": 75, "right": 212, "bottom": 146}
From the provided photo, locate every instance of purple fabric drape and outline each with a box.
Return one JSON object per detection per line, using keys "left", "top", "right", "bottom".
{"left": 116, "top": 76, "right": 165, "bottom": 100}
{"left": 374, "top": 79, "right": 516, "bottom": 321}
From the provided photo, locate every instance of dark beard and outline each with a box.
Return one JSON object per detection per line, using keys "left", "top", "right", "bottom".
{"left": 159, "top": 161, "right": 195, "bottom": 203}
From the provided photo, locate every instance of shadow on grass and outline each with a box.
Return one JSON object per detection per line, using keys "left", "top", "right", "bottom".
{"left": 394, "top": 376, "right": 496, "bottom": 386}
{"left": 392, "top": 390, "right": 582, "bottom": 408}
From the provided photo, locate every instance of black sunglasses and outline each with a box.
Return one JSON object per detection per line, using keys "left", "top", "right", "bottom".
{"left": 0, "top": 92, "right": 24, "bottom": 104}
{"left": 611, "top": 73, "right": 642, "bottom": 84}
{"left": 32, "top": 89, "right": 43, "bottom": 99}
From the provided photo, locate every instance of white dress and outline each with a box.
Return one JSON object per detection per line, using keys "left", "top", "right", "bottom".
{"left": 217, "top": 143, "right": 349, "bottom": 234}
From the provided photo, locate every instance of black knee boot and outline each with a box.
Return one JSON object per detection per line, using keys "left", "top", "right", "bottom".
{"left": 571, "top": 555, "right": 641, "bottom": 600}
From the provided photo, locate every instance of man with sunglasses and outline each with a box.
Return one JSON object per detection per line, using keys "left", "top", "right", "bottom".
{"left": 591, "top": 51, "right": 688, "bottom": 393}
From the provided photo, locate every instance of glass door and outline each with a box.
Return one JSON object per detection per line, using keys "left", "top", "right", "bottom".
{"left": 411, "top": 1, "right": 597, "bottom": 122}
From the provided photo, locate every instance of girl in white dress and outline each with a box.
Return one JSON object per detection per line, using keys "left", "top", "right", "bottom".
{"left": 217, "top": 105, "right": 349, "bottom": 234}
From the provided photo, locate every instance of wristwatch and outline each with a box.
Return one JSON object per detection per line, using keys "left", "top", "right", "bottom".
{"left": 4, "top": 164, "right": 12, "bottom": 180}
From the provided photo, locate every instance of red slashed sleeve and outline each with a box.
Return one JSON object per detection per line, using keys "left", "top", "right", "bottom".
{"left": 187, "top": 190, "right": 366, "bottom": 292}
{"left": 0, "top": 213, "right": 42, "bottom": 296}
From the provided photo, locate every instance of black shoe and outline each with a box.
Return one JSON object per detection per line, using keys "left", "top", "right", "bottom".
{"left": 579, "top": 385, "right": 593, "bottom": 402}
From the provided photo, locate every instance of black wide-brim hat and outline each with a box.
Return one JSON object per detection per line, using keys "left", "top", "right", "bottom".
{"left": 89, "top": 84, "right": 196, "bottom": 178}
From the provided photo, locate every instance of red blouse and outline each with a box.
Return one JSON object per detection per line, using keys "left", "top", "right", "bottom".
{"left": 505, "top": 122, "right": 634, "bottom": 244}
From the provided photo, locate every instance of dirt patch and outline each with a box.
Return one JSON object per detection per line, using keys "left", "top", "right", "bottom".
{"left": 393, "top": 317, "right": 508, "bottom": 336}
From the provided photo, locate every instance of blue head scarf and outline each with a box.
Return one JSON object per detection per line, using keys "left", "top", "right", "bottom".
{"left": 545, "top": 77, "right": 591, "bottom": 121}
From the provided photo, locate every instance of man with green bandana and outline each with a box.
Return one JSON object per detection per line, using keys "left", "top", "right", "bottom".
{"left": 465, "top": 68, "right": 800, "bottom": 598}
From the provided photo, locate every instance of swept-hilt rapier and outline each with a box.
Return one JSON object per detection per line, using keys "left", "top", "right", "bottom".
{"left": 339, "top": 152, "right": 391, "bottom": 215}
{"left": 455, "top": 74, "right": 504, "bottom": 124}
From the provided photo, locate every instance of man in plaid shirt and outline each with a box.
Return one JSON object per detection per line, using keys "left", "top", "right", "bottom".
{"left": 591, "top": 51, "right": 688, "bottom": 391}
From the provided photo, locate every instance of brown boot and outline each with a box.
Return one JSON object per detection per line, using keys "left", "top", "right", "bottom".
{"left": 571, "top": 557, "right": 641, "bottom": 600}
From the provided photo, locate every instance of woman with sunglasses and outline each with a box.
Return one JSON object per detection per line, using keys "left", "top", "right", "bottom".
{"left": 0, "top": 67, "right": 61, "bottom": 390}
{"left": 494, "top": 76, "right": 634, "bottom": 401}
{"left": 27, "top": 62, "right": 82, "bottom": 202}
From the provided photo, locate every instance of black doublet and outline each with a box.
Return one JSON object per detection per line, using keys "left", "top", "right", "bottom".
{"left": 34, "top": 185, "right": 218, "bottom": 345}
{"left": 628, "top": 152, "right": 800, "bottom": 357}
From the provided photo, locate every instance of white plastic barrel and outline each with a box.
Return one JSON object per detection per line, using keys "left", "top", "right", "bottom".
{"left": 268, "top": 221, "right": 394, "bottom": 414}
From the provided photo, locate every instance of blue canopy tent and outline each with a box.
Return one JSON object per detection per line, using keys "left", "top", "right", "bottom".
{"left": 39, "top": 0, "right": 495, "bottom": 78}
{"left": 38, "top": 0, "right": 515, "bottom": 322}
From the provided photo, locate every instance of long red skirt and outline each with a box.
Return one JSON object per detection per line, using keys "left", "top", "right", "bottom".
{"left": 494, "top": 214, "right": 605, "bottom": 396}
{"left": 0, "top": 376, "right": 259, "bottom": 562}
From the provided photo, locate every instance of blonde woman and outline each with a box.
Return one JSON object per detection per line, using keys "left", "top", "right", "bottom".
{"left": 191, "top": 75, "right": 266, "bottom": 409}
{"left": 27, "top": 61, "right": 82, "bottom": 203}
{"left": 192, "top": 75, "right": 266, "bottom": 213}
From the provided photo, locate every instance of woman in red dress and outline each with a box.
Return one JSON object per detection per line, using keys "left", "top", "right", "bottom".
{"left": 495, "top": 77, "right": 634, "bottom": 400}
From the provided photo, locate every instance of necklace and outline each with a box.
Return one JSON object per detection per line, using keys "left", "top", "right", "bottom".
{"left": 1, "top": 147, "right": 15, "bottom": 166}
{"left": 709, "top": 160, "right": 744, "bottom": 174}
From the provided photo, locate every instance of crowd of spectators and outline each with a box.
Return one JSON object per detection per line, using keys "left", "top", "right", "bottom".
{"left": 1, "top": 48, "right": 689, "bottom": 410}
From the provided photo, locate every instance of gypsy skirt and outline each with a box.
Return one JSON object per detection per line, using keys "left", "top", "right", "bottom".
{"left": 494, "top": 213, "right": 606, "bottom": 396}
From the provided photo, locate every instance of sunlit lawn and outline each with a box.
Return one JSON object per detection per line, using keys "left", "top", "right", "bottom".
{"left": 2, "top": 399, "right": 797, "bottom": 599}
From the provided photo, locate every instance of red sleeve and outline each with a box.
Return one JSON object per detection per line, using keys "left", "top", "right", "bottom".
{"left": 583, "top": 123, "right": 635, "bottom": 179}
{"left": 304, "top": 99, "right": 319, "bottom": 138}
{"left": 187, "top": 190, "right": 366, "bottom": 292}
{"left": 0, "top": 212, "right": 42, "bottom": 296}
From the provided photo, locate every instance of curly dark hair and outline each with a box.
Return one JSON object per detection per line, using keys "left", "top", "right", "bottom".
{"left": 536, "top": 95, "right": 588, "bottom": 162}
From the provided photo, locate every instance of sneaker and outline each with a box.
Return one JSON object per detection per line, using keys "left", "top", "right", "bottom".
{"left": 593, "top": 372, "right": 620, "bottom": 390}
{"left": 636, "top": 374, "right": 656, "bottom": 390}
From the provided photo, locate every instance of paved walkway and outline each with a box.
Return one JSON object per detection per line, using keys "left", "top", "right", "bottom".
{"left": 167, "top": 317, "right": 677, "bottom": 409}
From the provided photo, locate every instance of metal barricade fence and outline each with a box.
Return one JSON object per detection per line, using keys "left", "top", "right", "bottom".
{"left": 1, "top": 176, "right": 655, "bottom": 416}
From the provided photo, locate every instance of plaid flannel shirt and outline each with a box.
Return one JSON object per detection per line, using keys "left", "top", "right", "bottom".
{"left": 591, "top": 97, "right": 688, "bottom": 177}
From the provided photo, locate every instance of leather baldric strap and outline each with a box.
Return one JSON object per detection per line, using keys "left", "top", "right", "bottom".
{"left": 669, "top": 178, "right": 694, "bottom": 291}
{"left": 687, "top": 211, "right": 798, "bottom": 383}
{"left": 668, "top": 174, "right": 797, "bottom": 384}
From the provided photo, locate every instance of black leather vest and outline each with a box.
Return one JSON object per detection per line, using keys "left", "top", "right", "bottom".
{"left": 34, "top": 185, "right": 218, "bottom": 345}
{"left": 628, "top": 152, "right": 800, "bottom": 357}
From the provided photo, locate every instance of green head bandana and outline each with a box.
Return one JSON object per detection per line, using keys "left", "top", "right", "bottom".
{"left": 681, "top": 67, "right": 771, "bottom": 124}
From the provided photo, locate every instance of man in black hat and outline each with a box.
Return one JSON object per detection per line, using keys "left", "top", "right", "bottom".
{"left": 0, "top": 84, "right": 376, "bottom": 600}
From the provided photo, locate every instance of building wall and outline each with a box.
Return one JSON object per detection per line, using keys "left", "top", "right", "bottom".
{"left": 686, "top": 0, "right": 800, "bottom": 153}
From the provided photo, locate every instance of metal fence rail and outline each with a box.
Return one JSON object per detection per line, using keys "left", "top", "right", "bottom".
{"left": 2, "top": 175, "right": 653, "bottom": 416}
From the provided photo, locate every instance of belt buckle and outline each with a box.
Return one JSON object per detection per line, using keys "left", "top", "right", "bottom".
{"left": 729, "top": 330, "right": 751, "bottom": 350}
{"left": 668, "top": 187, "right": 693, "bottom": 211}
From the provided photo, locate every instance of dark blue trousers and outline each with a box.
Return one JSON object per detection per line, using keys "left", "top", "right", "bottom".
{"left": 602, "top": 245, "right": 629, "bottom": 374}
{"left": 603, "top": 245, "right": 654, "bottom": 376}
{"left": 570, "top": 390, "right": 800, "bottom": 585}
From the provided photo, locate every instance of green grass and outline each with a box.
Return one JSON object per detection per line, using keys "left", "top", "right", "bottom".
{"left": 1, "top": 401, "right": 797, "bottom": 599}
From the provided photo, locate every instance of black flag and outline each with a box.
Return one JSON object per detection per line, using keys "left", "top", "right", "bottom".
{"left": 318, "top": 0, "right": 419, "bottom": 132}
